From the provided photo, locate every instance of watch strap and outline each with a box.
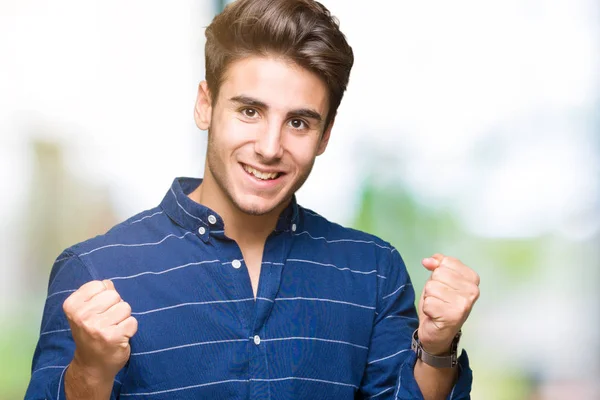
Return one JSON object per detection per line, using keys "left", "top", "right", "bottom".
{"left": 411, "top": 329, "right": 461, "bottom": 368}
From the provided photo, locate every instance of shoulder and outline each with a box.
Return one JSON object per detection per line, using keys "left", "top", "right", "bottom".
{"left": 298, "top": 205, "right": 411, "bottom": 287}
{"left": 67, "top": 206, "right": 168, "bottom": 253}
{"left": 298, "top": 205, "right": 400, "bottom": 260}
{"left": 58, "top": 206, "right": 183, "bottom": 276}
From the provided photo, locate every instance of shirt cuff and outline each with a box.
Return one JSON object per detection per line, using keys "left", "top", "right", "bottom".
{"left": 35, "top": 365, "right": 69, "bottom": 400}
{"left": 395, "top": 349, "right": 472, "bottom": 399}
{"left": 36, "top": 366, "right": 122, "bottom": 400}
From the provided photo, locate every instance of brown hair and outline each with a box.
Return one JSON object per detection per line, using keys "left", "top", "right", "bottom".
{"left": 204, "top": 0, "right": 354, "bottom": 128}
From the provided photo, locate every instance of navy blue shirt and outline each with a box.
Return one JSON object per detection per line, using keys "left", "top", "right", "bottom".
{"left": 26, "top": 178, "right": 472, "bottom": 399}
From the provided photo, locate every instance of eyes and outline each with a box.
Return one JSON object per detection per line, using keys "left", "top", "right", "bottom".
{"left": 241, "top": 108, "right": 258, "bottom": 118}
{"left": 289, "top": 119, "right": 306, "bottom": 130}
{"left": 240, "top": 107, "right": 309, "bottom": 131}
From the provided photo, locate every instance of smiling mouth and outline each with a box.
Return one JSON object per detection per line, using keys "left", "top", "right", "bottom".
{"left": 241, "top": 163, "right": 283, "bottom": 181}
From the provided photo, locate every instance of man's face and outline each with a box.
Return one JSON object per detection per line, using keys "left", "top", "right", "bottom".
{"left": 195, "top": 56, "right": 332, "bottom": 217}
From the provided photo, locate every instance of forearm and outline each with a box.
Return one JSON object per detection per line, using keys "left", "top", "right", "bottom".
{"left": 65, "top": 359, "right": 114, "bottom": 400}
{"left": 414, "top": 359, "right": 458, "bottom": 400}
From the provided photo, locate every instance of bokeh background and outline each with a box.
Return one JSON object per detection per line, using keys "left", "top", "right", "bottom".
{"left": 1, "top": 0, "right": 599, "bottom": 398}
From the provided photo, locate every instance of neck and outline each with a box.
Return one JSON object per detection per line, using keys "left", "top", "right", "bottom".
{"left": 189, "top": 174, "right": 288, "bottom": 247}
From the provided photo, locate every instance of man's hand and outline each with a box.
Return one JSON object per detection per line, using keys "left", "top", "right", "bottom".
{"left": 63, "top": 280, "right": 138, "bottom": 382}
{"left": 418, "top": 254, "right": 480, "bottom": 355}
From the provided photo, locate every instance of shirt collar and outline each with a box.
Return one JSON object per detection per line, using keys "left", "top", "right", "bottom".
{"left": 161, "top": 177, "right": 300, "bottom": 236}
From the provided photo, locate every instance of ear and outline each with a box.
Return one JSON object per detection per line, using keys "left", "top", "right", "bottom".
{"left": 316, "top": 117, "right": 335, "bottom": 156}
{"left": 194, "top": 81, "right": 212, "bottom": 130}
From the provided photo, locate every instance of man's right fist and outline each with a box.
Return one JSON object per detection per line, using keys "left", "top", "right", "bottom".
{"left": 63, "top": 280, "right": 138, "bottom": 380}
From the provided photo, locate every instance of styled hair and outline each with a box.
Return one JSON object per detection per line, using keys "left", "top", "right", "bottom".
{"left": 204, "top": 0, "right": 354, "bottom": 128}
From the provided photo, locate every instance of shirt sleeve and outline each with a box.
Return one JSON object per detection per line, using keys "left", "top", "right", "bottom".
{"left": 357, "top": 247, "right": 473, "bottom": 399}
{"left": 24, "top": 251, "right": 124, "bottom": 400}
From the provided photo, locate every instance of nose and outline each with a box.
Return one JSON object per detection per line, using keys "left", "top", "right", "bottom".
{"left": 254, "top": 122, "right": 284, "bottom": 161}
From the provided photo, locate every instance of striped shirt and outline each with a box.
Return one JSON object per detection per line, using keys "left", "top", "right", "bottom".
{"left": 26, "top": 177, "right": 472, "bottom": 399}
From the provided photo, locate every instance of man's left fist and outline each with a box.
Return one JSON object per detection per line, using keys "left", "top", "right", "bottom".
{"left": 417, "top": 254, "right": 480, "bottom": 356}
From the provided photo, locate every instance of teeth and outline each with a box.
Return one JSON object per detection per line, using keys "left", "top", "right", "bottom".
{"left": 243, "top": 164, "right": 279, "bottom": 180}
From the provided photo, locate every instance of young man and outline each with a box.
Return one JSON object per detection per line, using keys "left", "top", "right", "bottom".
{"left": 26, "top": 0, "right": 479, "bottom": 399}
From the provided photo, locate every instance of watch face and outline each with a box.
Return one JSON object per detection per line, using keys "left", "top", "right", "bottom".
{"left": 410, "top": 329, "right": 419, "bottom": 352}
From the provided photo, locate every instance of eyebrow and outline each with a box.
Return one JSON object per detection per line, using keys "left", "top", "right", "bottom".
{"left": 229, "top": 95, "right": 323, "bottom": 122}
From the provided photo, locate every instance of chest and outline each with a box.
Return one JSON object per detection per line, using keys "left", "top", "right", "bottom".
{"left": 117, "top": 255, "right": 378, "bottom": 398}
{"left": 239, "top": 245, "right": 264, "bottom": 298}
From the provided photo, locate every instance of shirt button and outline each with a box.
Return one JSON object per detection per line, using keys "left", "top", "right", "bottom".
{"left": 253, "top": 335, "right": 261, "bottom": 345}
{"left": 232, "top": 259, "right": 242, "bottom": 269}
{"left": 198, "top": 226, "right": 206, "bottom": 235}
{"left": 291, "top": 223, "right": 297, "bottom": 232}
{"left": 208, "top": 215, "right": 217, "bottom": 224}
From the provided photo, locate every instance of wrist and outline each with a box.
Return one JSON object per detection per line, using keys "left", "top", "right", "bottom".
{"left": 70, "top": 354, "right": 116, "bottom": 385}
{"left": 66, "top": 358, "right": 114, "bottom": 400}
{"left": 420, "top": 340, "right": 453, "bottom": 356}
{"left": 412, "top": 329, "right": 461, "bottom": 369}
{"left": 417, "top": 327, "right": 459, "bottom": 356}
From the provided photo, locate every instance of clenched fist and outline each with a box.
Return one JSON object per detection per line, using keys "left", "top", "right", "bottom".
{"left": 417, "top": 254, "right": 480, "bottom": 356}
{"left": 63, "top": 280, "right": 138, "bottom": 381}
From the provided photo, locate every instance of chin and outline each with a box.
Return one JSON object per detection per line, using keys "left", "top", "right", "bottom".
{"left": 241, "top": 207, "right": 270, "bottom": 216}
{"left": 234, "top": 195, "right": 283, "bottom": 217}
{"left": 240, "top": 202, "right": 278, "bottom": 216}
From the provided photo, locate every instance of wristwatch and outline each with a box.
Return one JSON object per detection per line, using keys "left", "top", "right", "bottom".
{"left": 411, "top": 329, "right": 461, "bottom": 368}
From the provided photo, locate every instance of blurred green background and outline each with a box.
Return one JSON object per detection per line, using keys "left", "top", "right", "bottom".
{"left": 1, "top": 0, "right": 598, "bottom": 399}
